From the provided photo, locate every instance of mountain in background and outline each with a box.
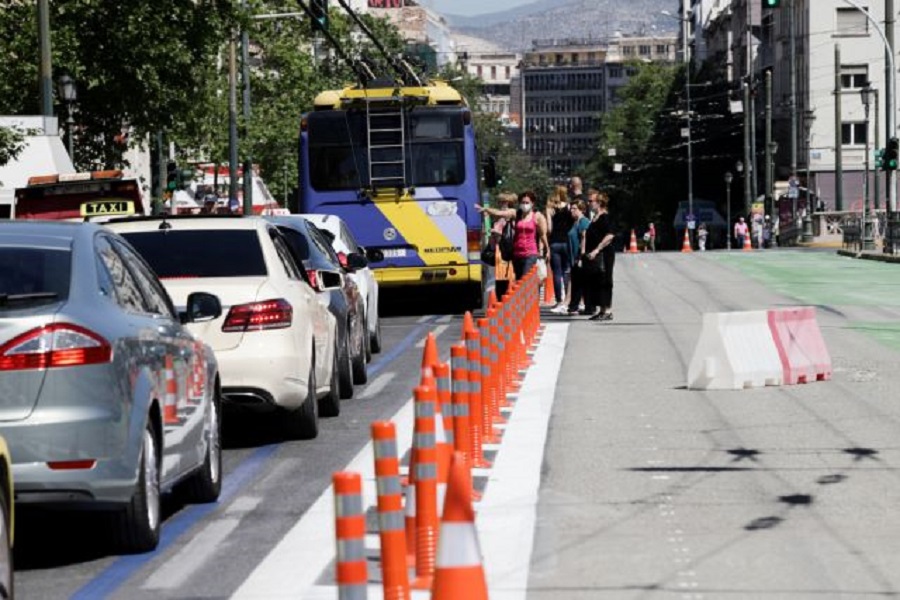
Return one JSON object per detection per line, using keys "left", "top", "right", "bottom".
{"left": 446, "top": 0, "right": 679, "bottom": 52}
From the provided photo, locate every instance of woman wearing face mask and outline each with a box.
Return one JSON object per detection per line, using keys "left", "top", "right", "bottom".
{"left": 476, "top": 190, "right": 548, "bottom": 280}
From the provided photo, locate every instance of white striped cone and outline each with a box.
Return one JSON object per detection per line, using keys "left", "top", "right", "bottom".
{"left": 431, "top": 451, "right": 487, "bottom": 600}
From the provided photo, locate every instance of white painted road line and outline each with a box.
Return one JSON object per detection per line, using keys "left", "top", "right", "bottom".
{"left": 232, "top": 322, "right": 568, "bottom": 600}
{"left": 358, "top": 371, "right": 396, "bottom": 400}
{"left": 477, "top": 323, "right": 568, "bottom": 600}
{"left": 144, "top": 497, "right": 263, "bottom": 590}
{"left": 414, "top": 323, "right": 449, "bottom": 347}
{"left": 231, "top": 401, "right": 416, "bottom": 599}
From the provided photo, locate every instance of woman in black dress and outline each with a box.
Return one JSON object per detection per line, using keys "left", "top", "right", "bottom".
{"left": 583, "top": 193, "right": 616, "bottom": 321}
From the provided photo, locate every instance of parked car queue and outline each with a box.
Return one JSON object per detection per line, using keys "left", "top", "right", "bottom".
{"left": 0, "top": 213, "right": 382, "bottom": 567}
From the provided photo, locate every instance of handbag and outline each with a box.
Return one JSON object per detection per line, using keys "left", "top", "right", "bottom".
{"left": 581, "top": 252, "right": 605, "bottom": 274}
{"left": 498, "top": 219, "right": 515, "bottom": 262}
{"left": 480, "top": 239, "right": 497, "bottom": 266}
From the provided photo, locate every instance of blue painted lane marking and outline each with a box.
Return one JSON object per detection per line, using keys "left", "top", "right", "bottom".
{"left": 71, "top": 443, "right": 279, "bottom": 600}
{"left": 72, "top": 315, "right": 439, "bottom": 599}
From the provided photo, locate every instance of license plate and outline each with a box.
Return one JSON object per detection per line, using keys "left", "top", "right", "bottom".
{"left": 382, "top": 249, "right": 407, "bottom": 258}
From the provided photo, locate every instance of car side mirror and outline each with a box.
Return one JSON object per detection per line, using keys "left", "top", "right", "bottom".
{"left": 365, "top": 247, "right": 384, "bottom": 263}
{"left": 347, "top": 252, "right": 368, "bottom": 270}
{"left": 181, "top": 292, "right": 222, "bottom": 324}
{"left": 319, "top": 271, "right": 343, "bottom": 291}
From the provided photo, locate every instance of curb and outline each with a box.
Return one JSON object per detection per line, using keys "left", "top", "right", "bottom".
{"left": 836, "top": 249, "right": 900, "bottom": 264}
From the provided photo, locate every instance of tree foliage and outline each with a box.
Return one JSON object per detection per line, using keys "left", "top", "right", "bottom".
{"left": 0, "top": 126, "right": 26, "bottom": 168}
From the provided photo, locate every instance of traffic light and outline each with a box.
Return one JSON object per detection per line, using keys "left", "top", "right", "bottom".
{"left": 876, "top": 148, "right": 885, "bottom": 170}
{"left": 887, "top": 137, "right": 900, "bottom": 171}
{"left": 483, "top": 155, "right": 498, "bottom": 188}
{"left": 762, "top": 0, "right": 782, "bottom": 8}
{"left": 310, "top": 0, "right": 328, "bottom": 31}
{"left": 166, "top": 161, "right": 178, "bottom": 192}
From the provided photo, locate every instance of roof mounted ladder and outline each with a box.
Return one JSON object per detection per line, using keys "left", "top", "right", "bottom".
{"left": 366, "top": 99, "right": 407, "bottom": 190}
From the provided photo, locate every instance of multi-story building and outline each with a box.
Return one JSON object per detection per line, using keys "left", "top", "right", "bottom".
{"left": 367, "top": 0, "right": 456, "bottom": 70}
{"left": 519, "top": 35, "right": 676, "bottom": 177}
{"left": 454, "top": 34, "right": 521, "bottom": 118}
{"left": 700, "top": 0, "right": 896, "bottom": 211}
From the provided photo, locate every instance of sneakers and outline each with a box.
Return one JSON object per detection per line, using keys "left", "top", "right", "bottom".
{"left": 550, "top": 303, "right": 568, "bottom": 314}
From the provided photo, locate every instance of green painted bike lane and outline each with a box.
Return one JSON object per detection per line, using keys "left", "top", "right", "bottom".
{"left": 709, "top": 250, "right": 900, "bottom": 351}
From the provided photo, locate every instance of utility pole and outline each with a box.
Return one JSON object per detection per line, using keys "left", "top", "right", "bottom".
{"left": 834, "top": 44, "right": 843, "bottom": 211}
{"left": 887, "top": 0, "right": 897, "bottom": 213}
{"left": 38, "top": 0, "right": 52, "bottom": 117}
{"left": 875, "top": 88, "right": 881, "bottom": 211}
{"left": 747, "top": 0, "right": 758, "bottom": 205}
{"left": 228, "top": 32, "right": 239, "bottom": 208}
{"left": 241, "top": 0, "right": 253, "bottom": 216}
{"left": 744, "top": 82, "right": 752, "bottom": 216}
{"left": 765, "top": 68, "right": 773, "bottom": 218}
{"left": 789, "top": 0, "right": 798, "bottom": 179}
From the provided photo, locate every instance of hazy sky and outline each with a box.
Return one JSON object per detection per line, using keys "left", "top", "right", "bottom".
{"left": 423, "top": 0, "right": 537, "bottom": 16}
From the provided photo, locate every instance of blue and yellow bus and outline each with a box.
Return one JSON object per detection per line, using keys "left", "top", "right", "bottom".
{"left": 298, "top": 80, "right": 484, "bottom": 309}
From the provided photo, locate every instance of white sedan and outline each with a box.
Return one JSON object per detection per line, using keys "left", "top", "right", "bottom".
{"left": 107, "top": 216, "right": 339, "bottom": 440}
{"left": 300, "top": 213, "right": 382, "bottom": 358}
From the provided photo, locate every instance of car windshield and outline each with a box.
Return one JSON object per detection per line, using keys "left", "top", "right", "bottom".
{"left": 0, "top": 246, "right": 71, "bottom": 308}
{"left": 120, "top": 230, "right": 267, "bottom": 278}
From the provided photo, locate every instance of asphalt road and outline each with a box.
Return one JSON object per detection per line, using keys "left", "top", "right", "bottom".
{"left": 13, "top": 312, "right": 468, "bottom": 599}
{"left": 530, "top": 249, "right": 900, "bottom": 599}
{"left": 14, "top": 249, "right": 900, "bottom": 599}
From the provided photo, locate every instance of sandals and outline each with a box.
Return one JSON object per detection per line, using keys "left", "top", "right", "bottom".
{"left": 589, "top": 311, "right": 613, "bottom": 322}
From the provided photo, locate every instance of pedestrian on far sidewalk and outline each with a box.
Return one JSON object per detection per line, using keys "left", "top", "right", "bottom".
{"left": 698, "top": 222, "right": 708, "bottom": 251}
{"left": 546, "top": 186, "right": 573, "bottom": 312}
{"left": 476, "top": 190, "right": 549, "bottom": 280}
{"left": 583, "top": 193, "right": 616, "bottom": 321}
{"left": 565, "top": 200, "right": 590, "bottom": 315}
{"left": 734, "top": 216, "right": 748, "bottom": 248}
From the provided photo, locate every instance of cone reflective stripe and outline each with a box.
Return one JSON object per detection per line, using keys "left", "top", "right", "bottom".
{"left": 449, "top": 344, "right": 472, "bottom": 465}
{"left": 464, "top": 328, "right": 490, "bottom": 468}
{"left": 479, "top": 316, "right": 505, "bottom": 431}
{"left": 163, "top": 355, "right": 178, "bottom": 425}
{"left": 412, "top": 386, "right": 439, "bottom": 589}
{"left": 432, "top": 452, "right": 488, "bottom": 600}
{"left": 432, "top": 363, "right": 452, "bottom": 515}
{"left": 333, "top": 472, "right": 368, "bottom": 600}
{"left": 371, "top": 422, "right": 411, "bottom": 600}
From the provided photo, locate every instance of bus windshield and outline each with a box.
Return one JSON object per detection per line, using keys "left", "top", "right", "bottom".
{"left": 307, "top": 108, "right": 466, "bottom": 191}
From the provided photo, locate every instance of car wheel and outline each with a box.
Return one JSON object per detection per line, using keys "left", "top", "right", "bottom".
{"left": 285, "top": 352, "right": 319, "bottom": 440}
{"left": 370, "top": 313, "right": 383, "bottom": 354}
{"left": 319, "top": 342, "right": 342, "bottom": 417}
{"left": 114, "top": 421, "right": 161, "bottom": 553}
{"left": 352, "top": 319, "right": 368, "bottom": 385}
{"left": 181, "top": 386, "right": 222, "bottom": 503}
{"left": 338, "top": 329, "right": 354, "bottom": 400}
{"left": 0, "top": 479, "right": 12, "bottom": 600}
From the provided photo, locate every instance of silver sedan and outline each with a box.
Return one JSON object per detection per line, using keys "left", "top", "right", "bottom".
{"left": 0, "top": 221, "right": 223, "bottom": 553}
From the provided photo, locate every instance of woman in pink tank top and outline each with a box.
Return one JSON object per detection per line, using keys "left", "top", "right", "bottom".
{"left": 476, "top": 191, "right": 548, "bottom": 280}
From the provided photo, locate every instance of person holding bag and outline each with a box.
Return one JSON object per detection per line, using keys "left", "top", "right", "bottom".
{"left": 480, "top": 193, "right": 517, "bottom": 298}
{"left": 582, "top": 192, "right": 616, "bottom": 321}
{"left": 565, "top": 200, "right": 591, "bottom": 315}
{"left": 476, "top": 190, "right": 548, "bottom": 281}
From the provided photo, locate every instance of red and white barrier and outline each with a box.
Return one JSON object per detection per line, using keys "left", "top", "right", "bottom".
{"left": 768, "top": 307, "right": 832, "bottom": 384}
{"left": 687, "top": 307, "right": 831, "bottom": 390}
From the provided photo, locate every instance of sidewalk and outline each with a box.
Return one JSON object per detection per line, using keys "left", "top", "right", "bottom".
{"left": 836, "top": 248, "right": 900, "bottom": 264}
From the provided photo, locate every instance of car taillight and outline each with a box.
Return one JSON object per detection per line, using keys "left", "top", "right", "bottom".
{"left": 0, "top": 323, "right": 112, "bottom": 371}
{"left": 48, "top": 459, "right": 96, "bottom": 470}
{"left": 336, "top": 252, "right": 348, "bottom": 268}
{"left": 222, "top": 299, "right": 292, "bottom": 332}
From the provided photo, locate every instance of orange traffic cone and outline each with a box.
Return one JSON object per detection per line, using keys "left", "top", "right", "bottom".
{"left": 431, "top": 451, "right": 488, "bottom": 600}
{"left": 742, "top": 232, "right": 753, "bottom": 251}
{"left": 681, "top": 229, "right": 693, "bottom": 253}
{"left": 542, "top": 264, "right": 555, "bottom": 306}
{"left": 462, "top": 311, "right": 476, "bottom": 339}
{"left": 628, "top": 229, "right": 639, "bottom": 253}
{"left": 422, "top": 332, "right": 439, "bottom": 372}
{"left": 371, "top": 422, "right": 411, "bottom": 599}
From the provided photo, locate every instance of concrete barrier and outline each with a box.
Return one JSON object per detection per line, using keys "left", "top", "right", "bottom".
{"left": 687, "top": 311, "right": 784, "bottom": 390}
{"left": 767, "top": 307, "right": 832, "bottom": 384}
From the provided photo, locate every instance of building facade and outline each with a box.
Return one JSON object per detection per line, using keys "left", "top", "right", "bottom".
{"left": 368, "top": 1, "right": 456, "bottom": 69}
{"left": 519, "top": 35, "right": 676, "bottom": 177}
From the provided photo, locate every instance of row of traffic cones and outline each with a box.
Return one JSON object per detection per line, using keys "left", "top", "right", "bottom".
{"left": 333, "top": 264, "right": 545, "bottom": 599}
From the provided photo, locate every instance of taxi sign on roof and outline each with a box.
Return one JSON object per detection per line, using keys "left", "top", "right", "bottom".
{"left": 80, "top": 200, "right": 135, "bottom": 218}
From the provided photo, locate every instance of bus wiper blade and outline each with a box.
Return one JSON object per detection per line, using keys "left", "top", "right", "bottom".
{"left": 0, "top": 292, "right": 59, "bottom": 306}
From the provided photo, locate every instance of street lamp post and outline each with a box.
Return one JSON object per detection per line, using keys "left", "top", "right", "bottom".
{"left": 725, "top": 171, "right": 734, "bottom": 250}
{"left": 861, "top": 84, "right": 876, "bottom": 250}
{"left": 57, "top": 74, "right": 77, "bottom": 162}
